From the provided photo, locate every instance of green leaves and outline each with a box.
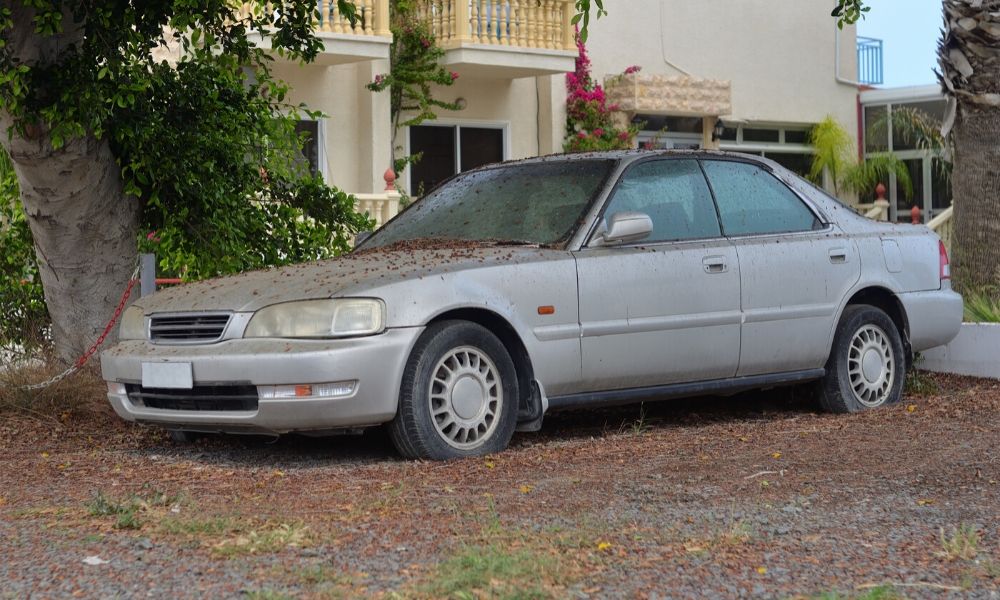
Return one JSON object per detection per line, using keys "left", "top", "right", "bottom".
{"left": 831, "top": 0, "right": 870, "bottom": 29}
{"left": 573, "top": 0, "right": 606, "bottom": 43}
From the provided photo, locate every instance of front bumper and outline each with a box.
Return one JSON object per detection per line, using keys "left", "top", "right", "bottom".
{"left": 898, "top": 288, "right": 963, "bottom": 352}
{"left": 99, "top": 327, "right": 423, "bottom": 434}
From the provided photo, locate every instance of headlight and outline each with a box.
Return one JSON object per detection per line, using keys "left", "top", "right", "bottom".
{"left": 118, "top": 305, "right": 146, "bottom": 340}
{"left": 244, "top": 299, "right": 385, "bottom": 339}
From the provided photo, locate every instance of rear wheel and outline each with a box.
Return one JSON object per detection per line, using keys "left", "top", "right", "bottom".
{"left": 818, "top": 305, "right": 905, "bottom": 413}
{"left": 389, "top": 321, "right": 518, "bottom": 460}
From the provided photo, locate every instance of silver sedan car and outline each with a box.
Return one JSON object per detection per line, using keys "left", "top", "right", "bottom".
{"left": 101, "top": 151, "right": 963, "bottom": 460}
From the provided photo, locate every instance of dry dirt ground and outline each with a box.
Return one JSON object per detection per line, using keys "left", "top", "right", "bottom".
{"left": 1, "top": 371, "right": 998, "bottom": 599}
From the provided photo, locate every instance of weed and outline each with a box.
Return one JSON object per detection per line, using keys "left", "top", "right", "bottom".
{"left": 937, "top": 524, "right": 980, "bottom": 561}
{"left": 85, "top": 488, "right": 181, "bottom": 531}
{"left": 904, "top": 354, "right": 938, "bottom": 397}
{"left": 618, "top": 403, "right": 651, "bottom": 436}
{"left": 717, "top": 519, "right": 754, "bottom": 547}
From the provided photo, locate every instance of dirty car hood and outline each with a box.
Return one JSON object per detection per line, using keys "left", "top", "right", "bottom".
{"left": 134, "top": 245, "right": 561, "bottom": 314}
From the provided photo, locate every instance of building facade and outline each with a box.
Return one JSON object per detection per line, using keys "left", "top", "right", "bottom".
{"left": 266, "top": 0, "right": 862, "bottom": 213}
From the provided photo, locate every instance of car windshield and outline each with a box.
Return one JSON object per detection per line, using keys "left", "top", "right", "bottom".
{"left": 364, "top": 160, "right": 616, "bottom": 248}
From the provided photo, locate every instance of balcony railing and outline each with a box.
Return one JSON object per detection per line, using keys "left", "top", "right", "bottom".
{"left": 238, "top": 1, "right": 390, "bottom": 36}
{"left": 415, "top": 0, "right": 575, "bottom": 51}
{"left": 857, "top": 36, "right": 884, "bottom": 86}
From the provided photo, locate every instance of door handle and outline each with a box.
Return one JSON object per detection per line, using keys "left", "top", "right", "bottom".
{"left": 703, "top": 255, "right": 728, "bottom": 274}
{"left": 829, "top": 247, "right": 849, "bottom": 264}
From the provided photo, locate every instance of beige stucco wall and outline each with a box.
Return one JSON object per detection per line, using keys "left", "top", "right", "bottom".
{"left": 273, "top": 60, "right": 392, "bottom": 194}
{"left": 585, "top": 0, "right": 859, "bottom": 135}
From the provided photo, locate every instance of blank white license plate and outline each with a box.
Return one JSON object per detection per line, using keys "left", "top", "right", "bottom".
{"left": 141, "top": 362, "right": 193, "bottom": 389}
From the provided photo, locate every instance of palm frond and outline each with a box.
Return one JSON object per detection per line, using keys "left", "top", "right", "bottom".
{"left": 807, "top": 116, "right": 854, "bottom": 193}
{"left": 842, "top": 153, "right": 914, "bottom": 200}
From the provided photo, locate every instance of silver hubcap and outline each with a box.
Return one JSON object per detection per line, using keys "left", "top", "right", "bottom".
{"left": 428, "top": 346, "right": 502, "bottom": 450}
{"left": 848, "top": 324, "right": 895, "bottom": 407}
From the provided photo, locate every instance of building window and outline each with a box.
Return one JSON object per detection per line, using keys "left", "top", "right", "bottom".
{"left": 718, "top": 124, "right": 816, "bottom": 179}
{"left": 294, "top": 120, "right": 323, "bottom": 178}
{"left": 861, "top": 97, "right": 950, "bottom": 222}
{"left": 409, "top": 124, "right": 505, "bottom": 195}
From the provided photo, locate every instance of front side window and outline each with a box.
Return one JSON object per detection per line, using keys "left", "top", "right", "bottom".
{"left": 701, "top": 160, "right": 820, "bottom": 236}
{"left": 366, "top": 160, "right": 615, "bottom": 248}
{"left": 603, "top": 159, "right": 721, "bottom": 242}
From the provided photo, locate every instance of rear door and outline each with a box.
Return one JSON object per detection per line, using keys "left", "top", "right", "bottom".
{"left": 573, "top": 158, "right": 742, "bottom": 392}
{"left": 700, "top": 159, "right": 861, "bottom": 376}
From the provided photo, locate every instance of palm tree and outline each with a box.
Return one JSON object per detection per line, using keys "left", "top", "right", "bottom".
{"left": 938, "top": 0, "right": 1000, "bottom": 292}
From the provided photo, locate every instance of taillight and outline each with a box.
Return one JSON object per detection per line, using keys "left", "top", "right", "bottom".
{"left": 939, "top": 240, "right": 951, "bottom": 281}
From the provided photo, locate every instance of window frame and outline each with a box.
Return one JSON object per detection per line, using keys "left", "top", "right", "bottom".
{"left": 403, "top": 119, "right": 511, "bottom": 195}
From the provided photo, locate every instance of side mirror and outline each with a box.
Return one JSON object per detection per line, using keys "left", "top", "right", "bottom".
{"left": 590, "top": 211, "right": 653, "bottom": 247}
{"left": 353, "top": 231, "right": 373, "bottom": 249}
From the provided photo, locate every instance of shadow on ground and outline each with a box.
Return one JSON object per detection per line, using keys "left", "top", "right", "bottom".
{"left": 137, "top": 384, "right": 821, "bottom": 468}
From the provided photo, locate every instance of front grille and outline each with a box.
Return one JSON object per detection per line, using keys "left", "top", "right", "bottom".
{"left": 125, "top": 384, "right": 258, "bottom": 412}
{"left": 149, "top": 313, "right": 231, "bottom": 343}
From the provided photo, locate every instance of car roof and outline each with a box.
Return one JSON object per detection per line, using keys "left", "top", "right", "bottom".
{"left": 475, "top": 149, "right": 782, "bottom": 171}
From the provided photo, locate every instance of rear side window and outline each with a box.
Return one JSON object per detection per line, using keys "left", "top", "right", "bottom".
{"left": 701, "top": 160, "right": 820, "bottom": 236}
{"left": 604, "top": 159, "right": 721, "bottom": 242}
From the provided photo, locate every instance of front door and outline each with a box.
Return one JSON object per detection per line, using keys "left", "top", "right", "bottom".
{"left": 574, "top": 159, "right": 742, "bottom": 392}
{"left": 699, "top": 159, "right": 861, "bottom": 376}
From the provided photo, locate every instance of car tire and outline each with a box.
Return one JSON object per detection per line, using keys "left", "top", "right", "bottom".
{"left": 818, "top": 304, "right": 906, "bottom": 414}
{"left": 389, "top": 320, "right": 519, "bottom": 460}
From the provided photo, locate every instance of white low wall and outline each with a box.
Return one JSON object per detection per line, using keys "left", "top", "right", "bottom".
{"left": 919, "top": 323, "right": 1000, "bottom": 380}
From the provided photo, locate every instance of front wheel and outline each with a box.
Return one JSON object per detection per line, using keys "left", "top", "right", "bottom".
{"left": 389, "top": 321, "right": 519, "bottom": 460}
{"left": 818, "top": 305, "right": 906, "bottom": 413}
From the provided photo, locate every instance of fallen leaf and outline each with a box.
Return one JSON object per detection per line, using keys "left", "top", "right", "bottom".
{"left": 40, "top": 452, "right": 50, "bottom": 459}
{"left": 484, "top": 460, "right": 495, "bottom": 469}
{"left": 738, "top": 436, "right": 749, "bottom": 442}
{"left": 906, "top": 404, "right": 917, "bottom": 413}
{"left": 756, "top": 566, "right": 767, "bottom": 575}
{"left": 519, "top": 485, "right": 533, "bottom": 494}
{"left": 917, "top": 498, "right": 935, "bottom": 506}
{"left": 82, "top": 556, "right": 109, "bottom": 566}
{"left": 273, "top": 470, "right": 285, "bottom": 477}
{"left": 597, "top": 541, "right": 612, "bottom": 551}
{"left": 771, "top": 452, "right": 782, "bottom": 459}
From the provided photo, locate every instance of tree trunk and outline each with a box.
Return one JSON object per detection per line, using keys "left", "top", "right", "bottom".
{"left": 0, "top": 4, "right": 139, "bottom": 363}
{"left": 3, "top": 133, "right": 139, "bottom": 364}
{"left": 951, "top": 103, "right": 1000, "bottom": 292}
{"left": 939, "top": 0, "right": 1000, "bottom": 292}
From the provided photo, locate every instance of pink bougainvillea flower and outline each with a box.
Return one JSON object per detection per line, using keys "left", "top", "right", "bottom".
{"left": 146, "top": 231, "right": 161, "bottom": 243}
{"left": 593, "top": 128, "right": 604, "bottom": 137}
{"left": 450, "top": 71, "right": 459, "bottom": 81}
{"left": 624, "top": 65, "right": 642, "bottom": 75}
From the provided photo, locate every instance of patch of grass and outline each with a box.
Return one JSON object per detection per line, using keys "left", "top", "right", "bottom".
{"left": 243, "top": 590, "right": 294, "bottom": 600}
{"left": 0, "top": 364, "right": 107, "bottom": 420}
{"left": 212, "top": 522, "right": 310, "bottom": 557}
{"left": 158, "top": 515, "right": 239, "bottom": 537}
{"left": 420, "top": 543, "right": 562, "bottom": 600}
{"left": 85, "top": 487, "right": 181, "bottom": 531}
{"left": 807, "top": 585, "right": 903, "bottom": 600}
{"left": 937, "top": 524, "right": 980, "bottom": 561}
{"left": 904, "top": 368, "right": 938, "bottom": 397}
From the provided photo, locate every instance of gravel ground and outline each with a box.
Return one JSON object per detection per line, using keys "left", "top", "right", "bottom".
{"left": 1, "top": 371, "right": 999, "bottom": 599}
